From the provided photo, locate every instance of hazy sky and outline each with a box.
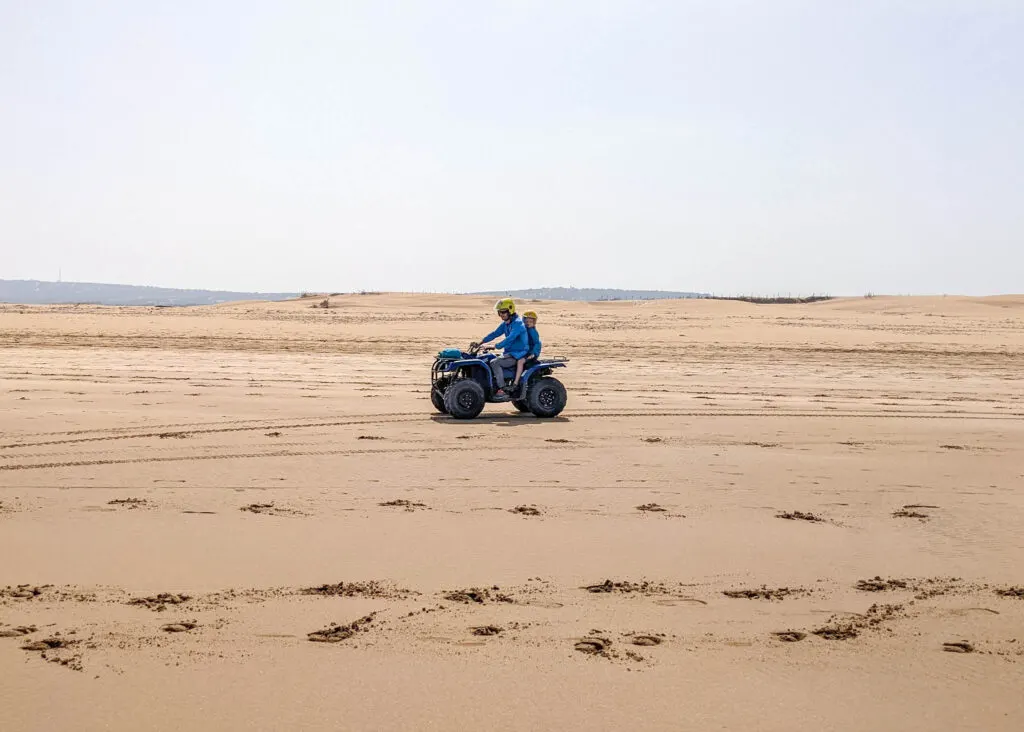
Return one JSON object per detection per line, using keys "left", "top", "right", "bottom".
{"left": 1, "top": 1, "right": 1021, "bottom": 295}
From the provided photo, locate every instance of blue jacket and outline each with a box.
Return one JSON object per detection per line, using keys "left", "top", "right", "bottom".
{"left": 526, "top": 326, "right": 542, "bottom": 359}
{"left": 481, "top": 315, "right": 529, "bottom": 359}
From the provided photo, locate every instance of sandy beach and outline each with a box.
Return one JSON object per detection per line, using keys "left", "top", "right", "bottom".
{"left": 2, "top": 293, "right": 1023, "bottom": 731}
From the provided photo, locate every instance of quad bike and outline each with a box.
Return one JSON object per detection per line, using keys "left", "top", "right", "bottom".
{"left": 430, "top": 345, "right": 568, "bottom": 419}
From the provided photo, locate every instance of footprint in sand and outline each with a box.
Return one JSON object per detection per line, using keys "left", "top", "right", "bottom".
{"left": 525, "top": 600, "right": 565, "bottom": 609}
{"left": 161, "top": 621, "right": 199, "bottom": 633}
{"left": 654, "top": 598, "right": 706, "bottom": 607}
{"left": 21, "top": 637, "right": 75, "bottom": 651}
{"left": 772, "top": 631, "right": 807, "bottom": 643}
{"left": 2, "top": 585, "right": 49, "bottom": 600}
{"left": 629, "top": 634, "right": 664, "bottom": 647}
{"left": 575, "top": 637, "right": 612, "bottom": 655}
{"left": 0, "top": 625, "right": 37, "bottom": 638}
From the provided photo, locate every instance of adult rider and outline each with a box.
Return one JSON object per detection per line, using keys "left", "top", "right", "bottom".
{"left": 472, "top": 299, "right": 529, "bottom": 401}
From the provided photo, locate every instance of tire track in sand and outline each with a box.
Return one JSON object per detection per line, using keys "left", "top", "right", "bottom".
{"left": 0, "top": 415, "right": 425, "bottom": 450}
{"left": 3, "top": 408, "right": 1021, "bottom": 452}
{"left": 10, "top": 411, "right": 425, "bottom": 439}
{"left": 0, "top": 443, "right": 592, "bottom": 471}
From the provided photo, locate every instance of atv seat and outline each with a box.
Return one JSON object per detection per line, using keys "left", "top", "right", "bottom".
{"left": 501, "top": 356, "right": 537, "bottom": 379}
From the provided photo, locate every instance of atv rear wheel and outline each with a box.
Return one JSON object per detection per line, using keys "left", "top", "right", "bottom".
{"left": 526, "top": 377, "right": 566, "bottom": 418}
{"left": 444, "top": 379, "right": 486, "bottom": 419}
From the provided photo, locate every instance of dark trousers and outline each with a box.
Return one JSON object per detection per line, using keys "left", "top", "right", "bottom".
{"left": 490, "top": 356, "right": 517, "bottom": 389}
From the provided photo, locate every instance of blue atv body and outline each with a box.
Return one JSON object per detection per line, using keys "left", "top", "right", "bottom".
{"left": 431, "top": 348, "right": 568, "bottom": 419}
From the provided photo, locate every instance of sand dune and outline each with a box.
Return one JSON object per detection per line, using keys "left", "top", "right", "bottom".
{"left": 2, "top": 295, "right": 1023, "bottom": 731}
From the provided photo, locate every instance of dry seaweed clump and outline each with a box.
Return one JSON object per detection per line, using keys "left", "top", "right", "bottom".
{"left": 127, "top": 593, "right": 192, "bottom": 611}
{"left": 582, "top": 579, "right": 675, "bottom": 596}
{"left": 636, "top": 503, "right": 667, "bottom": 512}
{"left": 776, "top": 511, "right": 824, "bottom": 523}
{"left": 308, "top": 614, "right": 376, "bottom": 643}
{"left": 379, "top": 499, "right": 429, "bottom": 511}
{"left": 723, "top": 586, "right": 806, "bottom": 601}
{"left": 892, "top": 508, "right": 929, "bottom": 519}
{"left": 812, "top": 603, "right": 903, "bottom": 641}
{"left": 108, "top": 498, "right": 149, "bottom": 509}
{"left": 300, "top": 581, "right": 415, "bottom": 599}
{"left": 855, "top": 577, "right": 909, "bottom": 592}
{"left": 443, "top": 587, "right": 514, "bottom": 604}
{"left": 812, "top": 623, "right": 860, "bottom": 640}
{"left": 471, "top": 625, "right": 504, "bottom": 637}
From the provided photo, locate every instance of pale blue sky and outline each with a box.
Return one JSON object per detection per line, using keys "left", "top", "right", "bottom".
{"left": 1, "top": 1, "right": 1021, "bottom": 295}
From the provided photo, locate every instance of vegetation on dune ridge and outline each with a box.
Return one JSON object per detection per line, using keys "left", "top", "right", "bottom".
{"left": 473, "top": 287, "right": 707, "bottom": 301}
{"left": 700, "top": 294, "right": 835, "bottom": 304}
{"left": 477, "top": 287, "right": 834, "bottom": 303}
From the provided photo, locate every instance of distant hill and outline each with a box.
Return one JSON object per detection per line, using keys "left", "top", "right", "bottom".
{"left": 0, "top": 280, "right": 709, "bottom": 306}
{"left": 473, "top": 287, "right": 707, "bottom": 302}
{"left": 0, "top": 280, "right": 298, "bottom": 306}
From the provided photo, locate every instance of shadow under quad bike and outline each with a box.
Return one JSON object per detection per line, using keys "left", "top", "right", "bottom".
{"left": 430, "top": 345, "right": 568, "bottom": 419}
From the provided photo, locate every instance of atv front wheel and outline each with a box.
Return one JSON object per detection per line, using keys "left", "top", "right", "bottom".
{"left": 431, "top": 378, "right": 450, "bottom": 414}
{"left": 512, "top": 399, "right": 530, "bottom": 413}
{"left": 526, "top": 377, "right": 566, "bottom": 418}
{"left": 444, "top": 379, "right": 486, "bottom": 419}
